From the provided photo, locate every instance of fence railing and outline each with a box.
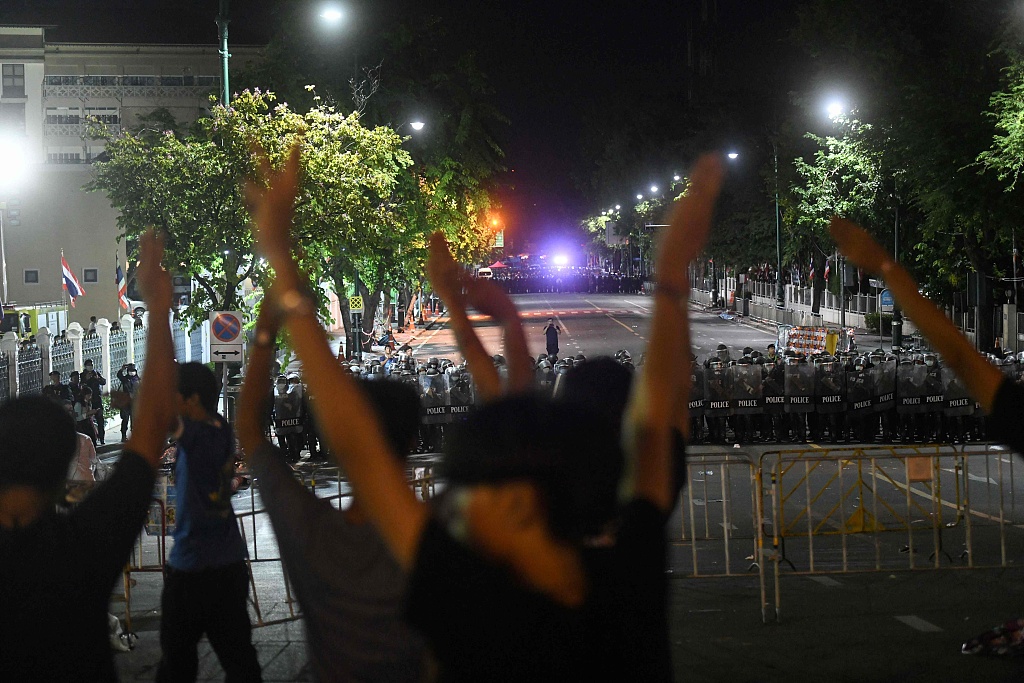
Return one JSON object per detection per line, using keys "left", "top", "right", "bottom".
{"left": 82, "top": 332, "right": 103, "bottom": 376}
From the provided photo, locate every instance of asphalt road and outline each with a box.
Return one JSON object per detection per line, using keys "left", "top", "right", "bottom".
{"left": 407, "top": 291, "right": 778, "bottom": 363}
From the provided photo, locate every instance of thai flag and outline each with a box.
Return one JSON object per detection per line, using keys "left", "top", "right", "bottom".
{"left": 824, "top": 258, "right": 831, "bottom": 281}
{"left": 116, "top": 262, "right": 130, "bottom": 310}
{"left": 61, "top": 253, "right": 85, "bottom": 307}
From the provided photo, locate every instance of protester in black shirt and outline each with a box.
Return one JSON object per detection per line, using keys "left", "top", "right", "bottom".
{"left": 0, "top": 230, "right": 178, "bottom": 682}
{"left": 41, "top": 369, "right": 74, "bottom": 404}
{"left": 832, "top": 219, "right": 1024, "bottom": 454}
{"left": 83, "top": 360, "right": 108, "bottom": 444}
{"left": 249, "top": 148, "right": 723, "bottom": 680}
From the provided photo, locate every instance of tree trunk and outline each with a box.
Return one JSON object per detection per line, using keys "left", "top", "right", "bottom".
{"left": 331, "top": 273, "right": 352, "bottom": 359}
{"left": 358, "top": 282, "right": 383, "bottom": 351}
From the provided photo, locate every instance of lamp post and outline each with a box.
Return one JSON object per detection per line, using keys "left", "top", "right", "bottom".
{"left": 215, "top": 0, "right": 230, "bottom": 105}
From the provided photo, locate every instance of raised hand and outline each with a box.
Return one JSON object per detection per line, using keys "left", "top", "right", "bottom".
{"left": 656, "top": 153, "right": 725, "bottom": 289}
{"left": 137, "top": 229, "right": 172, "bottom": 312}
{"left": 829, "top": 217, "right": 890, "bottom": 274}
{"left": 426, "top": 232, "right": 462, "bottom": 302}
{"left": 248, "top": 145, "right": 301, "bottom": 266}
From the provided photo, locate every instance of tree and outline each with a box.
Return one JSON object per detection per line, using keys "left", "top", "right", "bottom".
{"left": 88, "top": 89, "right": 413, "bottom": 328}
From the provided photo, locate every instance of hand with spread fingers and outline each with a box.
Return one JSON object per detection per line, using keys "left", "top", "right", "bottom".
{"left": 426, "top": 233, "right": 463, "bottom": 304}
{"left": 137, "top": 229, "right": 173, "bottom": 312}
{"left": 248, "top": 145, "right": 301, "bottom": 268}
{"left": 829, "top": 217, "right": 890, "bottom": 275}
{"left": 656, "top": 154, "right": 725, "bottom": 291}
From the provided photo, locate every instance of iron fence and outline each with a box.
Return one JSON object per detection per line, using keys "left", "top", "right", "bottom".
{"left": 82, "top": 333, "right": 103, "bottom": 376}
{"left": 17, "top": 345, "right": 43, "bottom": 396}
{"left": 0, "top": 352, "right": 10, "bottom": 405}
{"left": 190, "top": 324, "right": 204, "bottom": 364}
{"left": 51, "top": 339, "right": 74, "bottom": 384}
{"left": 132, "top": 325, "right": 147, "bottom": 377}
{"left": 109, "top": 329, "right": 128, "bottom": 374}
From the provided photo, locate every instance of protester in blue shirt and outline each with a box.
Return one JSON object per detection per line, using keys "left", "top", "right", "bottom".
{"left": 156, "top": 362, "right": 260, "bottom": 682}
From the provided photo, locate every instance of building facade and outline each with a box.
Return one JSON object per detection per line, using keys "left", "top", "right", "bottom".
{"left": 0, "top": 25, "right": 258, "bottom": 328}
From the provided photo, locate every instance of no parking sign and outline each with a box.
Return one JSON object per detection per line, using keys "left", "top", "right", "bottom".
{"left": 209, "top": 311, "right": 245, "bottom": 362}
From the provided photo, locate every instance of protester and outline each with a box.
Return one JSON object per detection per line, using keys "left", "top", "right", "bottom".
{"left": 65, "top": 409, "right": 100, "bottom": 505}
{"left": 831, "top": 218, "right": 1023, "bottom": 454}
{"left": 74, "top": 386, "right": 100, "bottom": 446}
{"left": 0, "top": 230, "right": 177, "bottom": 681}
{"left": 42, "top": 369, "right": 74, "bottom": 404}
{"left": 155, "top": 362, "right": 260, "bottom": 682}
{"left": 543, "top": 317, "right": 561, "bottom": 357}
{"left": 83, "top": 359, "right": 108, "bottom": 444}
{"left": 248, "top": 146, "right": 722, "bottom": 680}
{"left": 237, "top": 296, "right": 427, "bottom": 681}
{"left": 116, "top": 362, "right": 140, "bottom": 441}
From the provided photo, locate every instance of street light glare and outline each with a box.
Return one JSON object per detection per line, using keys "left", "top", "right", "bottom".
{"left": 727, "top": 152, "right": 739, "bottom": 160}
{"left": 650, "top": 185, "right": 658, "bottom": 193}
{"left": 320, "top": 7, "right": 344, "bottom": 23}
{"left": 636, "top": 194, "right": 643, "bottom": 200}
{"left": 552, "top": 255, "right": 569, "bottom": 266}
{"left": 410, "top": 120, "right": 425, "bottom": 131}
{"left": 0, "top": 135, "right": 30, "bottom": 189}
{"left": 827, "top": 100, "right": 845, "bottom": 120}
{"left": 673, "top": 175, "right": 680, "bottom": 181}
{"left": 615, "top": 204, "right": 621, "bottom": 210}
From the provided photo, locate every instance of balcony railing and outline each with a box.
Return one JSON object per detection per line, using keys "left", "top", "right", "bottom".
{"left": 42, "top": 75, "right": 219, "bottom": 100}
{"left": 44, "top": 122, "right": 120, "bottom": 138}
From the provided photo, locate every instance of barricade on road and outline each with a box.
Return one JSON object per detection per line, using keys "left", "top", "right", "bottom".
{"left": 756, "top": 445, "right": 1023, "bottom": 623}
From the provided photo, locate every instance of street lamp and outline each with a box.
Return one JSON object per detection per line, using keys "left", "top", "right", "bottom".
{"left": 826, "top": 99, "right": 846, "bottom": 121}
{"left": 409, "top": 120, "right": 425, "bottom": 131}
{"left": 636, "top": 194, "right": 643, "bottom": 200}
{"left": 727, "top": 152, "right": 739, "bottom": 160}
{"left": 650, "top": 185, "right": 658, "bottom": 194}
{"left": 320, "top": 5, "right": 344, "bottom": 23}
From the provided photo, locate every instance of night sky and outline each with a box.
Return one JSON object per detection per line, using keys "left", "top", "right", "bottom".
{"left": 4, "top": 0, "right": 794, "bottom": 246}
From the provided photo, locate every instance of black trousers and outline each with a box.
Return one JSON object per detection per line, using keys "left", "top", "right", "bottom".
{"left": 156, "top": 561, "right": 261, "bottom": 683}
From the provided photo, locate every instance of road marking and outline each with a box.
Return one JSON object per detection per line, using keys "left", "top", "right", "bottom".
{"left": 808, "top": 576, "right": 842, "bottom": 587}
{"left": 584, "top": 298, "right": 648, "bottom": 341}
{"left": 623, "top": 298, "right": 652, "bottom": 313}
{"left": 412, "top": 318, "right": 450, "bottom": 351}
{"left": 895, "top": 615, "right": 942, "bottom": 633}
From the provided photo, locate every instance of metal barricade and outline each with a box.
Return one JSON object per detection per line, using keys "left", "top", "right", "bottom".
{"left": 51, "top": 339, "right": 73, "bottom": 384}
{"left": 756, "top": 445, "right": 1023, "bottom": 622}
{"left": 82, "top": 332, "right": 103, "bottom": 376}
{"left": 673, "top": 452, "right": 759, "bottom": 577}
{"left": 17, "top": 345, "right": 43, "bottom": 396}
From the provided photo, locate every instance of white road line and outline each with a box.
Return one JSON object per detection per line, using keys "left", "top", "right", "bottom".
{"left": 623, "top": 298, "right": 652, "bottom": 313}
{"left": 807, "top": 576, "right": 842, "bottom": 587}
{"left": 894, "top": 615, "right": 942, "bottom": 633}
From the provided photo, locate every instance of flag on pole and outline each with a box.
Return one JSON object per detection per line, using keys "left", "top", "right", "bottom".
{"left": 61, "top": 252, "right": 85, "bottom": 307}
{"left": 824, "top": 258, "right": 831, "bottom": 281}
{"left": 115, "top": 261, "right": 130, "bottom": 310}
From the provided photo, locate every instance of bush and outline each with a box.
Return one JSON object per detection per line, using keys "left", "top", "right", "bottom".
{"left": 865, "top": 312, "right": 893, "bottom": 335}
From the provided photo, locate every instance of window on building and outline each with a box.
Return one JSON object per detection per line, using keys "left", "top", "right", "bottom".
{"left": 123, "top": 75, "right": 157, "bottom": 86}
{"left": 45, "top": 107, "right": 81, "bottom": 125}
{"left": 0, "top": 102, "right": 25, "bottom": 133}
{"left": 45, "top": 75, "right": 80, "bottom": 86}
{"left": 84, "top": 107, "right": 119, "bottom": 125}
{"left": 24, "top": 270, "right": 38, "bottom": 284}
{"left": 46, "top": 151, "right": 83, "bottom": 164}
{"left": 83, "top": 268, "right": 98, "bottom": 283}
{"left": 2, "top": 64, "right": 25, "bottom": 98}
{"left": 196, "top": 75, "right": 220, "bottom": 86}
{"left": 160, "top": 75, "right": 184, "bottom": 86}
{"left": 82, "top": 75, "right": 118, "bottom": 86}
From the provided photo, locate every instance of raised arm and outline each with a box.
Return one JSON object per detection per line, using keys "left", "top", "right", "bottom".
{"left": 237, "top": 297, "right": 279, "bottom": 459}
{"left": 623, "top": 154, "right": 724, "bottom": 512}
{"left": 830, "top": 218, "right": 1003, "bottom": 411}
{"left": 125, "top": 231, "right": 177, "bottom": 468}
{"left": 249, "top": 147, "right": 427, "bottom": 569}
{"left": 462, "top": 277, "right": 533, "bottom": 394}
{"left": 426, "top": 233, "right": 502, "bottom": 400}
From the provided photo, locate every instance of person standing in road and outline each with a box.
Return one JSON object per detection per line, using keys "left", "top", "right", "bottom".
{"left": 116, "top": 363, "right": 140, "bottom": 442}
{"left": 156, "top": 361, "right": 260, "bottom": 682}
{"left": 543, "top": 317, "right": 561, "bottom": 358}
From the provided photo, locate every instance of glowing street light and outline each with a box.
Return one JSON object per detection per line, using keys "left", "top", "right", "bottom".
{"left": 673, "top": 175, "right": 680, "bottom": 181}
{"left": 552, "top": 255, "right": 569, "bottom": 266}
{"left": 650, "top": 185, "right": 658, "bottom": 193}
{"left": 636, "top": 194, "right": 643, "bottom": 200}
{"left": 826, "top": 100, "right": 845, "bottom": 120}
{"left": 410, "top": 120, "right": 425, "bottom": 131}
{"left": 727, "top": 152, "right": 739, "bottom": 160}
{"left": 615, "top": 204, "right": 621, "bottom": 210}
{"left": 0, "top": 135, "right": 29, "bottom": 190}
{"left": 320, "top": 5, "right": 344, "bottom": 23}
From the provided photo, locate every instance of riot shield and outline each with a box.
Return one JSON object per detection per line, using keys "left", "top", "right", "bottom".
{"left": 420, "top": 373, "right": 451, "bottom": 424}
{"left": 704, "top": 365, "right": 731, "bottom": 417}
{"left": 941, "top": 367, "right": 974, "bottom": 417}
{"left": 871, "top": 359, "right": 897, "bottom": 412}
{"left": 846, "top": 366, "right": 875, "bottom": 415}
{"left": 730, "top": 364, "right": 763, "bottom": 415}
{"left": 815, "top": 361, "right": 846, "bottom": 415}
{"left": 762, "top": 364, "right": 786, "bottom": 414}
{"left": 922, "top": 366, "right": 945, "bottom": 414}
{"left": 688, "top": 365, "right": 706, "bottom": 419}
{"left": 448, "top": 371, "right": 476, "bottom": 420}
{"left": 784, "top": 363, "right": 814, "bottom": 414}
{"left": 896, "top": 363, "right": 928, "bottom": 415}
